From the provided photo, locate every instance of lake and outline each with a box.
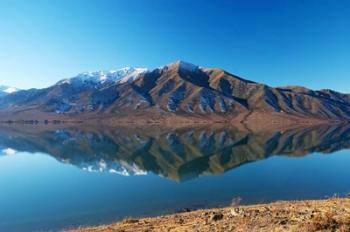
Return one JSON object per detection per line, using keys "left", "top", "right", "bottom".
{"left": 0, "top": 124, "right": 349, "bottom": 231}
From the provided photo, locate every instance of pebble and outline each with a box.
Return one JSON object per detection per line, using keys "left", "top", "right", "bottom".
{"left": 211, "top": 213, "right": 224, "bottom": 221}
{"left": 230, "top": 207, "right": 243, "bottom": 216}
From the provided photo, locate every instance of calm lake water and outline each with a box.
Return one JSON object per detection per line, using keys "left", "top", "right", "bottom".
{"left": 0, "top": 124, "right": 349, "bottom": 231}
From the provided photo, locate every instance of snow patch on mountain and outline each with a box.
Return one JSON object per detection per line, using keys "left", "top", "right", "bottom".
{"left": 58, "top": 67, "right": 148, "bottom": 86}
{"left": 0, "top": 85, "right": 19, "bottom": 96}
{"left": 55, "top": 61, "right": 198, "bottom": 89}
{"left": 176, "top": 60, "right": 199, "bottom": 71}
{"left": 159, "top": 60, "right": 199, "bottom": 72}
{"left": 3, "top": 87, "right": 18, "bottom": 93}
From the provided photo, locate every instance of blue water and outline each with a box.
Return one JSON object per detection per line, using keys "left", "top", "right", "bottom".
{"left": 0, "top": 125, "right": 349, "bottom": 231}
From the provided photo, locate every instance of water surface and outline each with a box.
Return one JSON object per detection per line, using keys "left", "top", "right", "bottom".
{"left": 0, "top": 124, "right": 349, "bottom": 231}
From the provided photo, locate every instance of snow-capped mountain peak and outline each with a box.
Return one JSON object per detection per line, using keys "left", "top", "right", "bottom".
{"left": 0, "top": 85, "right": 19, "bottom": 96}
{"left": 3, "top": 87, "right": 18, "bottom": 93}
{"left": 176, "top": 60, "right": 199, "bottom": 71}
{"left": 58, "top": 67, "right": 148, "bottom": 86}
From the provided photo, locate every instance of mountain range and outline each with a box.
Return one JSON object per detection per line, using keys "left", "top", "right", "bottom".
{"left": 0, "top": 61, "right": 349, "bottom": 126}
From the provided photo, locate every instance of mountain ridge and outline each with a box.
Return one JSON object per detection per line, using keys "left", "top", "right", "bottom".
{"left": 0, "top": 61, "right": 349, "bottom": 126}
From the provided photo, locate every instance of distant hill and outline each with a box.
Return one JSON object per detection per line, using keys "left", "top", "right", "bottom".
{"left": 0, "top": 61, "right": 349, "bottom": 126}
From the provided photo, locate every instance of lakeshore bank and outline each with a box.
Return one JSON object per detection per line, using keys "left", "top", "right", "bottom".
{"left": 69, "top": 197, "right": 350, "bottom": 232}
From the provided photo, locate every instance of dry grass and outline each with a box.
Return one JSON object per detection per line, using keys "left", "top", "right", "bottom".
{"left": 67, "top": 197, "right": 350, "bottom": 232}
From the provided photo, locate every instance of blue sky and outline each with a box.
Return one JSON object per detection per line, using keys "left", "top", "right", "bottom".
{"left": 0, "top": 0, "right": 350, "bottom": 92}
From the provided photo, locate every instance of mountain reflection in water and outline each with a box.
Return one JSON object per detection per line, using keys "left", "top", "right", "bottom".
{"left": 0, "top": 124, "right": 349, "bottom": 182}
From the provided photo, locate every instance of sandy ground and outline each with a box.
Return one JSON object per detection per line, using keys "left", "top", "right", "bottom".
{"left": 68, "top": 197, "right": 350, "bottom": 232}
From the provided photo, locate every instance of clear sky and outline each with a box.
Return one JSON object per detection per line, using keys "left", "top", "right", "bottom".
{"left": 0, "top": 0, "right": 350, "bottom": 92}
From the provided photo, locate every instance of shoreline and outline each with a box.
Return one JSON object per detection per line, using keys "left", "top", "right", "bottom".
{"left": 69, "top": 197, "right": 350, "bottom": 232}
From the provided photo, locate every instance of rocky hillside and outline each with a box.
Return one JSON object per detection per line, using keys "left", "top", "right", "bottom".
{"left": 0, "top": 61, "right": 349, "bottom": 124}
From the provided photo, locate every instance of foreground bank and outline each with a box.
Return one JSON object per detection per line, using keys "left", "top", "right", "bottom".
{"left": 69, "top": 198, "right": 350, "bottom": 232}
